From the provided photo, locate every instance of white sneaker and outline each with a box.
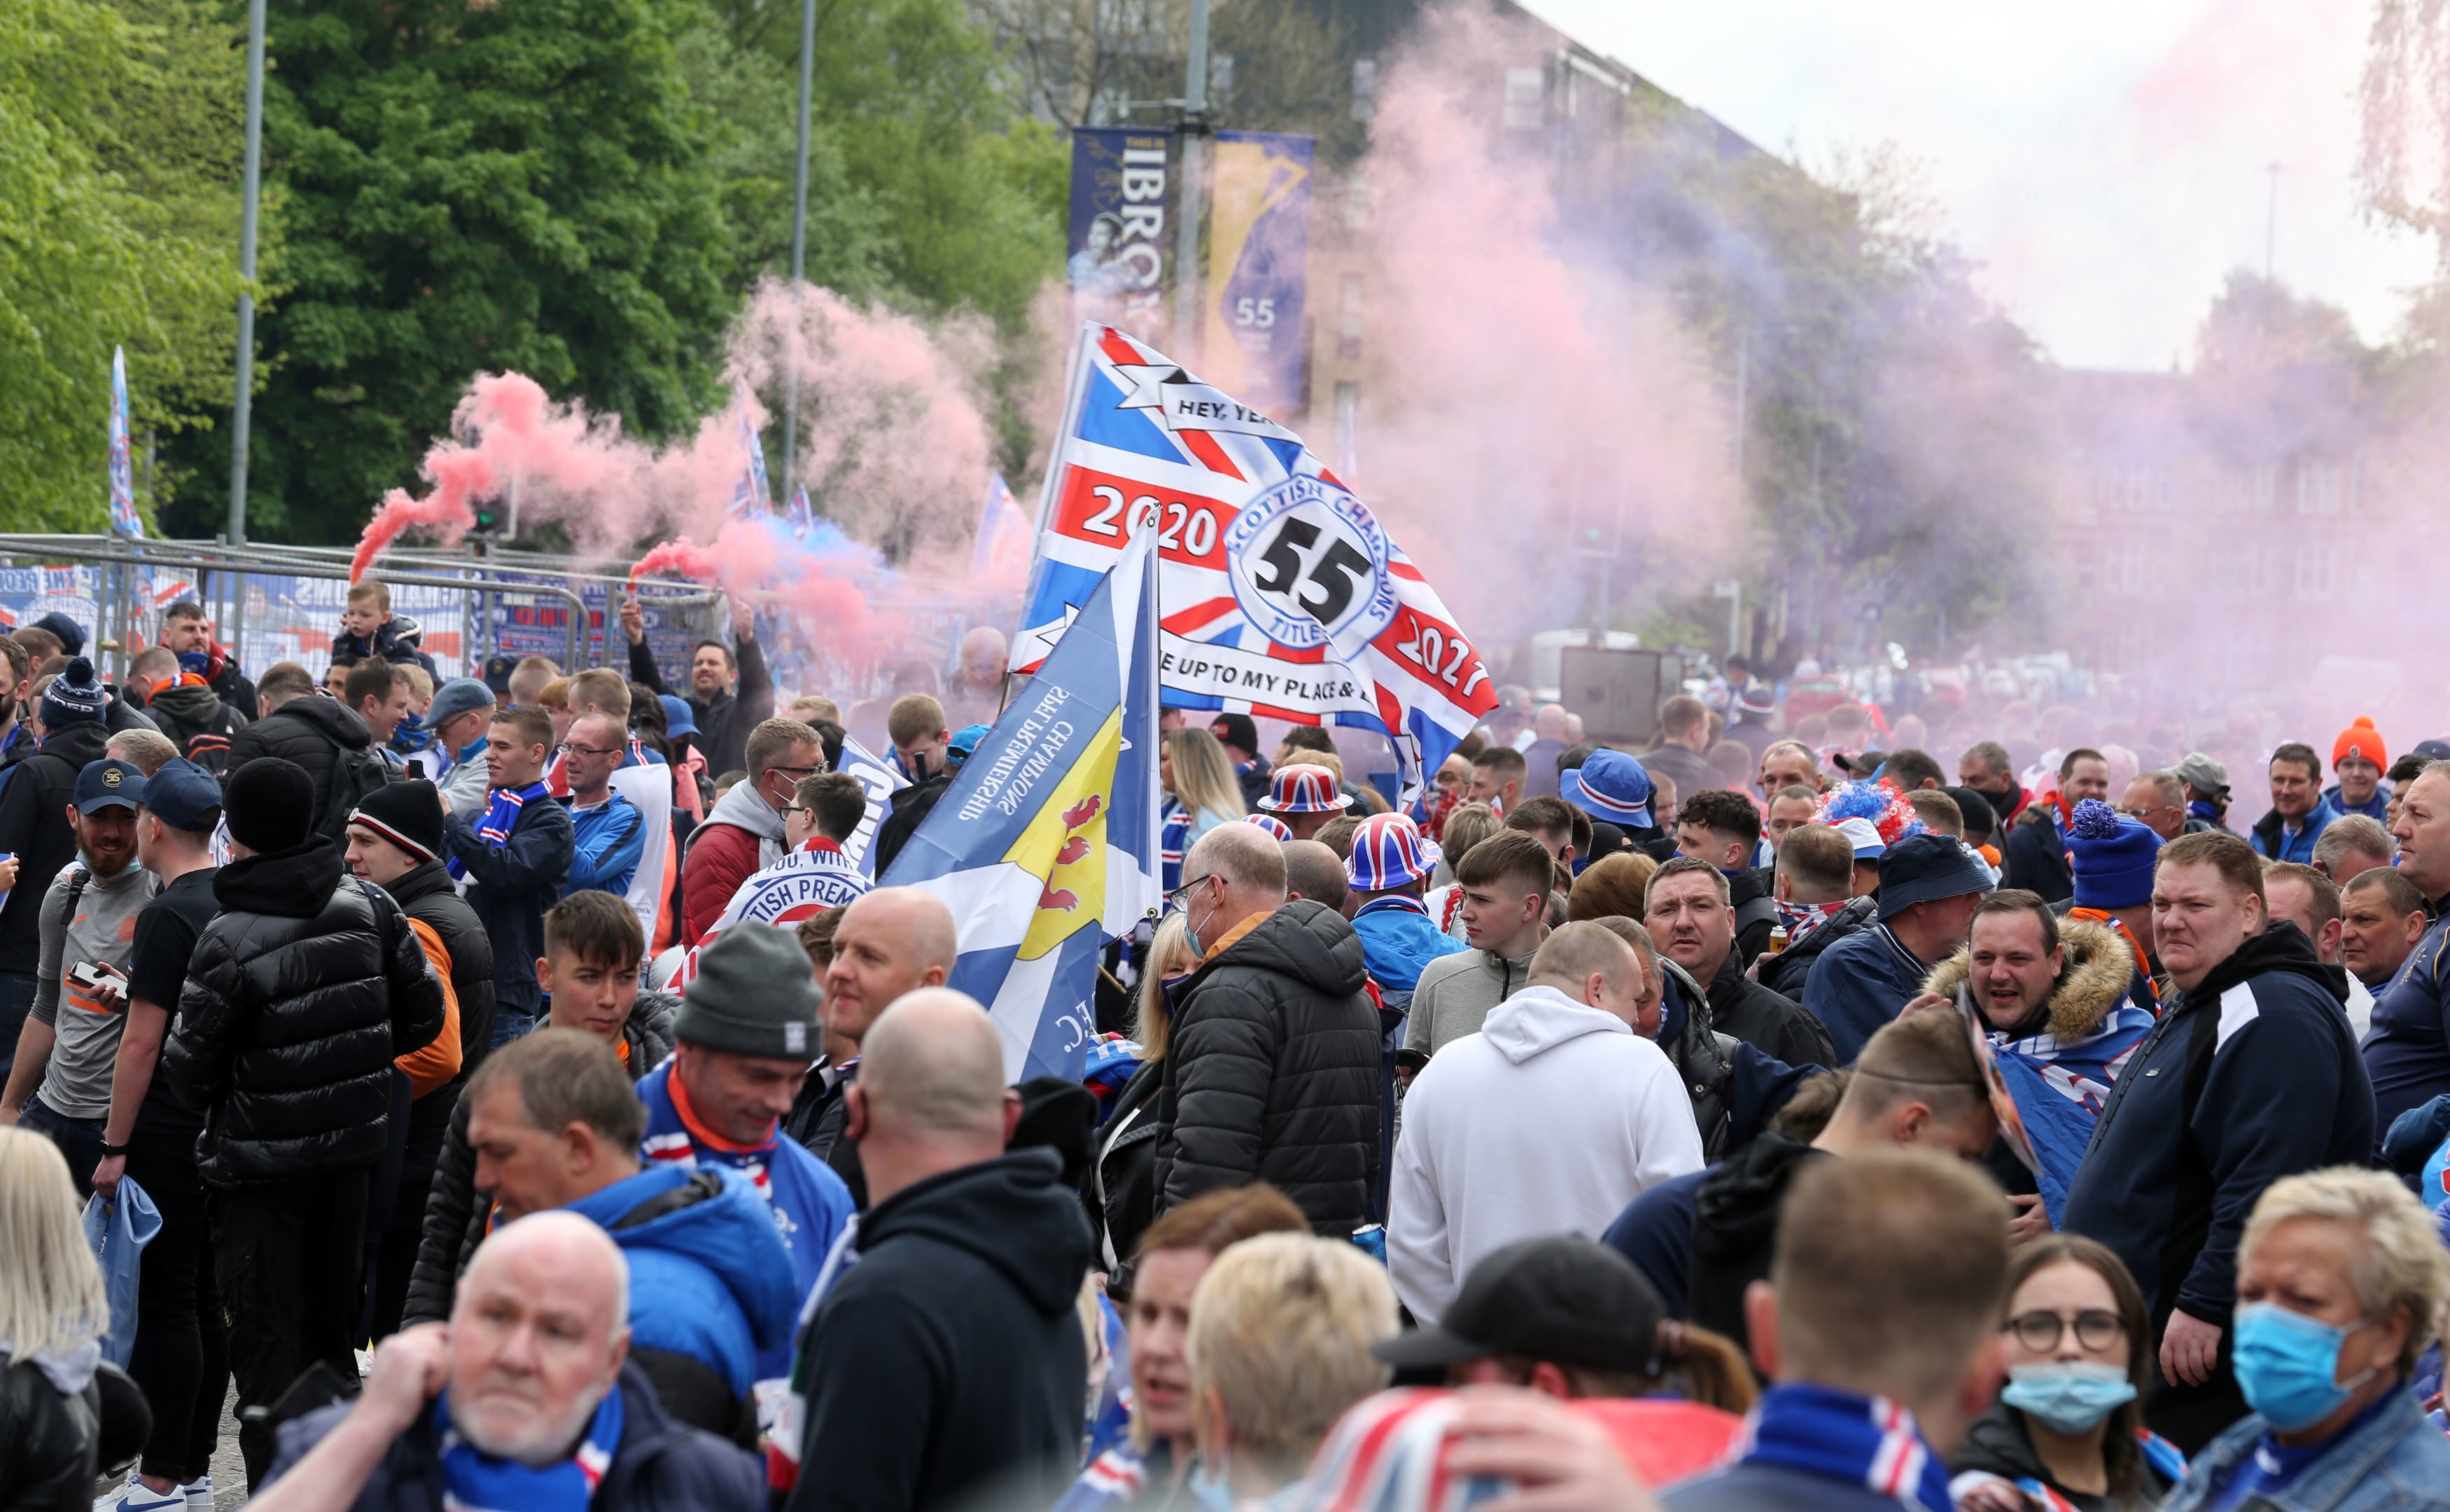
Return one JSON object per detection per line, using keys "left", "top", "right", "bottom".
{"left": 180, "top": 1475, "right": 214, "bottom": 1512}
{"left": 92, "top": 1471, "right": 185, "bottom": 1512}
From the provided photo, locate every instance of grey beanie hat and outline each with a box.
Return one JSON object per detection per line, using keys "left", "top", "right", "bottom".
{"left": 676, "top": 922, "right": 823, "bottom": 1060}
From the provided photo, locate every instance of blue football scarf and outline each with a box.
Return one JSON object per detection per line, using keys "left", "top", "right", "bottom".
{"left": 435, "top": 1378, "right": 622, "bottom": 1512}
{"left": 449, "top": 780, "right": 547, "bottom": 881}
{"left": 1737, "top": 1383, "right": 1953, "bottom": 1512}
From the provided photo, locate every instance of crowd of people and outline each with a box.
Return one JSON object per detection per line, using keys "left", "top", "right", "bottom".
{"left": 4, "top": 594, "right": 2450, "bottom": 1512}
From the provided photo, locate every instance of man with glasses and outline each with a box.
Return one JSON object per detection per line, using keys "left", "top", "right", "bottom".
{"left": 681, "top": 717, "right": 825, "bottom": 946}
{"left": 2119, "top": 770, "right": 2190, "bottom": 842}
{"left": 559, "top": 712, "right": 645, "bottom": 900}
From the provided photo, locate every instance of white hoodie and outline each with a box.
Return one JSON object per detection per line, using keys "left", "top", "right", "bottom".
{"left": 1387, "top": 983, "right": 1705, "bottom": 1324}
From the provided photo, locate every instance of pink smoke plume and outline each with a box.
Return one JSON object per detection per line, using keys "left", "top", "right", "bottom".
{"left": 349, "top": 283, "right": 1000, "bottom": 685}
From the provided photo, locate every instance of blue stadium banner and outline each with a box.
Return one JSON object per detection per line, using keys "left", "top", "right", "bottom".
{"left": 1200, "top": 130, "right": 1312, "bottom": 414}
{"left": 1068, "top": 127, "right": 1172, "bottom": 332}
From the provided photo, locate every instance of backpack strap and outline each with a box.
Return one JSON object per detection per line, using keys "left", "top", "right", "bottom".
{"left": 1733, "top": 892, "right": 1780, "bottom": 935}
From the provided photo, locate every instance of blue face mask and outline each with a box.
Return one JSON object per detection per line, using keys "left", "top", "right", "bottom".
{"left": 1186, "top": 1462, "right": 1236, "bottom": 1512}
{"left": 2000, "top": 1362, "right": 2136, "bottom": 1434}
{"left": 2233, "top": 1302, "right": 2376, "bottom": 1432}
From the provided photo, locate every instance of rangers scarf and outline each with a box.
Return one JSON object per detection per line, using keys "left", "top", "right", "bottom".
{"left": 447, "top": 780, "right": 547, "bottom": 881}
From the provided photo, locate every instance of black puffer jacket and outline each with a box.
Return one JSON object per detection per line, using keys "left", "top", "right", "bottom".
{"left": 1152, "top": 900, "right": 1381, "bottom": 1234}
{"left": 161, "top": 835, "right": 447, "bottom": 1187}
{"left": 0, "top": 1355, "right": 147, "bottom": 1512}
{"left": 401, "top": 990, "right": 678, "bottom": 1326}
{"left": 386, "top": 858, "right": 497, "bottom": 1088}
{"left": 223, "top": 694, "right": 379, "bottom": 837}
{"left": 0, "top": 719, "right": 110, "bottom": 975}
{"left": 1709, "top": 951, "right": 1835, "bottom": 1069}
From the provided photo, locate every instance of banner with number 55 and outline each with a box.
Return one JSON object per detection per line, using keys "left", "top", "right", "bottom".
{"left": 1014, "top": 323, "right": 1499, "bottom": 805}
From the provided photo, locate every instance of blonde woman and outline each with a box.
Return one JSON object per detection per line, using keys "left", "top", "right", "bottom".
{"left": 0, "top": 1125, "right": 127, "bottom": 1503}
{"left": 1165, "top": 729, "right": 1246, "bottom": 841}
{"left": 1093, "top": 913, "right": 1203, "bottom": 1292}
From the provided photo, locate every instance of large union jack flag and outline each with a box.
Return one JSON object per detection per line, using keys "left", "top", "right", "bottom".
{"left": 1015, "top": 323, "right": 1496, "bottom": 804}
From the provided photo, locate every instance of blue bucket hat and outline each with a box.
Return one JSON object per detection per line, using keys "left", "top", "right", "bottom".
{"left": 1875, "top": 832, "right": 1996, "bottom": 920}
{"left": 1561, "top": 749, "right": 1653, "bottom": 829}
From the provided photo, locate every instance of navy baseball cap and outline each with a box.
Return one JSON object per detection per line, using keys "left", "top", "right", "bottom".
{"left": 482, "top": 654, "right": 518, "bottom": 696}
{"left": 140, "top": 758, "right": 221, "bottom": 830}
{"left": 74, "top": 758, "right": 146, "bottom": 813}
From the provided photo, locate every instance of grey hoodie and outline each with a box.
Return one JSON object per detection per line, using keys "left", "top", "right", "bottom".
{"left": 1401, "top": 925, "right": 1551, "bottom": 1058}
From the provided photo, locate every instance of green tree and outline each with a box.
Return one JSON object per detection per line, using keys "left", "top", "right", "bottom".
{"left": 0, "top": 0, "right": 253, "bottom": 531}
{"left": 696, "top": 0, "right": 1067, "bottom": 331}
{"left": 163, "top": 0, "right": 736, "bottom": 543}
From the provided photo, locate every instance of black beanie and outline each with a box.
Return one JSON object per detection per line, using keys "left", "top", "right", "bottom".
{"left": 349, "top": 780, "right": 443, "bottom": 864}
{"left": 39, "top": 657, "right": 106, "bottom": 729}
{"left": 31, "top": 612, "right": 86, "bottom": 658}
{"left": 676, "top": 922, "right": 823, "bottom": 1060}
{"left": 225, "top": 757, "right": 314, "bottom": 853}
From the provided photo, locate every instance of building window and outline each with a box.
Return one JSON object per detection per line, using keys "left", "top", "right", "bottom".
{"left": 1504, "top": 66, "right": 1544, "bottom": 130}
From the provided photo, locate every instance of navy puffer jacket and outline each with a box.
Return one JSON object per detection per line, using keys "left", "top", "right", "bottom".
{"left": 162, "top": 834, "right": 446, "bottom": 1186}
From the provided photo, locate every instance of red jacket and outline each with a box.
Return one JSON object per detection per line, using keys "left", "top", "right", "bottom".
{"left": 680, "top": 820, "right": 764, "bottom": 946}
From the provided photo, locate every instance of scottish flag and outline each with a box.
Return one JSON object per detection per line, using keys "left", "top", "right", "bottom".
{"left": 881, "top": 519, "right": 1163, "bottom": 1080}
{"left": 833, "top": 732, "right": 909, "bottom": 876}
{"left": 108, "top": 347, "right": 141, "bottom": 539}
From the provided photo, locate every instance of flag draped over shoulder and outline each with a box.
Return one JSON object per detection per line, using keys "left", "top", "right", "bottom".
{"left": 832, "top": 732, "right": 909, "bottom": 877}
{"left": 1015, "top": 323, "right": 1497, "bottom": 806}
{"left": 881, "top": 521, "right": 1163, "bottom": 1081}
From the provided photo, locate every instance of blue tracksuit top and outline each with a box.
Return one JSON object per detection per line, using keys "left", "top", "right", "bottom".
{"left": 2362, "top": 900, "right": 2450, "bottom": 1134}
{"left": 564, "top": 1164, "right": 800, "bottom": 1396}
{"left": 1350, "top": 896, "right": 1469, "bottom": 1004}
{"left": 564, "top": 788, "right": 645, "bottom": 899}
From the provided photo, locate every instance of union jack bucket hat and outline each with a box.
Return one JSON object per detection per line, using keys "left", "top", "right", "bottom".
{"left": 1242, "top": 812, "right": 1294, "bottom": 841}
{"left": 1256, "top": 763, "right": 1354, "bottom": 814}
{"left": 1346, "top": 812, "right": 1441, "bottom": 891}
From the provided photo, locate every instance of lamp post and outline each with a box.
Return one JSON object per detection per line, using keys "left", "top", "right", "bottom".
{"left": 225, "top": 0, "right": 267, "bottom": 545}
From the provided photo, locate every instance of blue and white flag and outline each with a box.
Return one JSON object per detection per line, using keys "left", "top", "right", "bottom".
{"left": 108, "top": 348, "right": 141, "bottom": 539}
{"left": 881, "top": 519, "right": 1163, "bottom": 1080}
{"left": 783, "top": 484, "right": 814, "bottom": 539}
{"left": 834, "top": 732, "right": 909, "bottom": 876}
{"left": 728, "top": 395, "right": 771, "bottom": 520}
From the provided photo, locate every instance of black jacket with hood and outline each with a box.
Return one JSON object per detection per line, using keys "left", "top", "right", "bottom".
{"left": 401, "top": 988, "right": 677, "bottom": 1326}
{"left": 1684, "top": 1131, "right": 1828, "bottom": 1362}
{"left": 144, "top": 680, "right": 247, "bottom": 772}
{"left": 788, "top": 1148, "right": 1093, "bottom": 1512}
{"left": 2062, "top": 922, "right": 2374, "bottom": 1335}
{"left": 0, "top": 718, "right": 110, "bottom": 975}
{"left": 1754, "top": 895, "right": 1876, "bottom": 1000}
{"left": 1153, "top": 899, "right": 1382, "bottom": 1234}
{"left": 160, "top": 835, "right": 447, "bottom": 1187}
{"left": 1947, "top": 1399, "right": 2173, "bottom": 1511}
{"left": 223, "top": 694, "right": 384, "bottom": 841}
{"left": 330, "top": 613, "right": 439, "bottom": 680}
{"left": 626, "top": 634, "right": 772, "bottom": 780}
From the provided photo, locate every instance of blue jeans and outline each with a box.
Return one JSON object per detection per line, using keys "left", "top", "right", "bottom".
{"left": 0, "top": 969, "right": 35, "bottom": 1085}
{"left": 490, "top": 1009, "right": 538, "bottom": 1051}
{"left": 22, "top": 1093, "right": 106, "bottom": 1200}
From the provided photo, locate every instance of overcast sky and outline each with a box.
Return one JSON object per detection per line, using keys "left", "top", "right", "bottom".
{"left": 1524, "top": 0, "right": 2438, "bottom": 372}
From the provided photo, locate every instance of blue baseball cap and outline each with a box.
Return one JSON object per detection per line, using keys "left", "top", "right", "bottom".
{"left": 74, "top": 757, "right": 146, "bottom": 813}
{"left": 948, "top": 724, "right": 992, "bottom": 764}
{"left": 659, "top": 694, "right": 699, "bottom": 738}
{"left": 140, "top": 758, "right": 221, "bottom": 831}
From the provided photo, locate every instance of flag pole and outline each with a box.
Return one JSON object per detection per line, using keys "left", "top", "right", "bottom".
{"left": 781, "top": 0, "right": 817, "bottom": 501}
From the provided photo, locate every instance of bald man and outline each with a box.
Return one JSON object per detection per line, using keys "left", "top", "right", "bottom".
{"left": 1522, "top": 703, "right": 1572, "bottom": 799}
{"left": 785, "top": 990, "right": 1093, "bottom": 1512}
{"left": 1387, "top": 922, "right": 1706, "bottom": 1322}
{"left": 942, "top": 626, "right": 1010, "bottom": 730}
{"left": 802, "top": 887, "right": 960, "bottom": 1202}
{"left": 1157, "top": 821, "right": 1382, "bottom": 1234}
{"left": 257, "top": 1214, "right": 758, "bottom": 1506}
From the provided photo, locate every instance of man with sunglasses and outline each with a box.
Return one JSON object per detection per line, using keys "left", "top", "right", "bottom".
{"left": 559, "top": 712, "right": 646, "bottom": 900}
{"left": 680, "top": 717, "right": 825, "bottom": 946}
